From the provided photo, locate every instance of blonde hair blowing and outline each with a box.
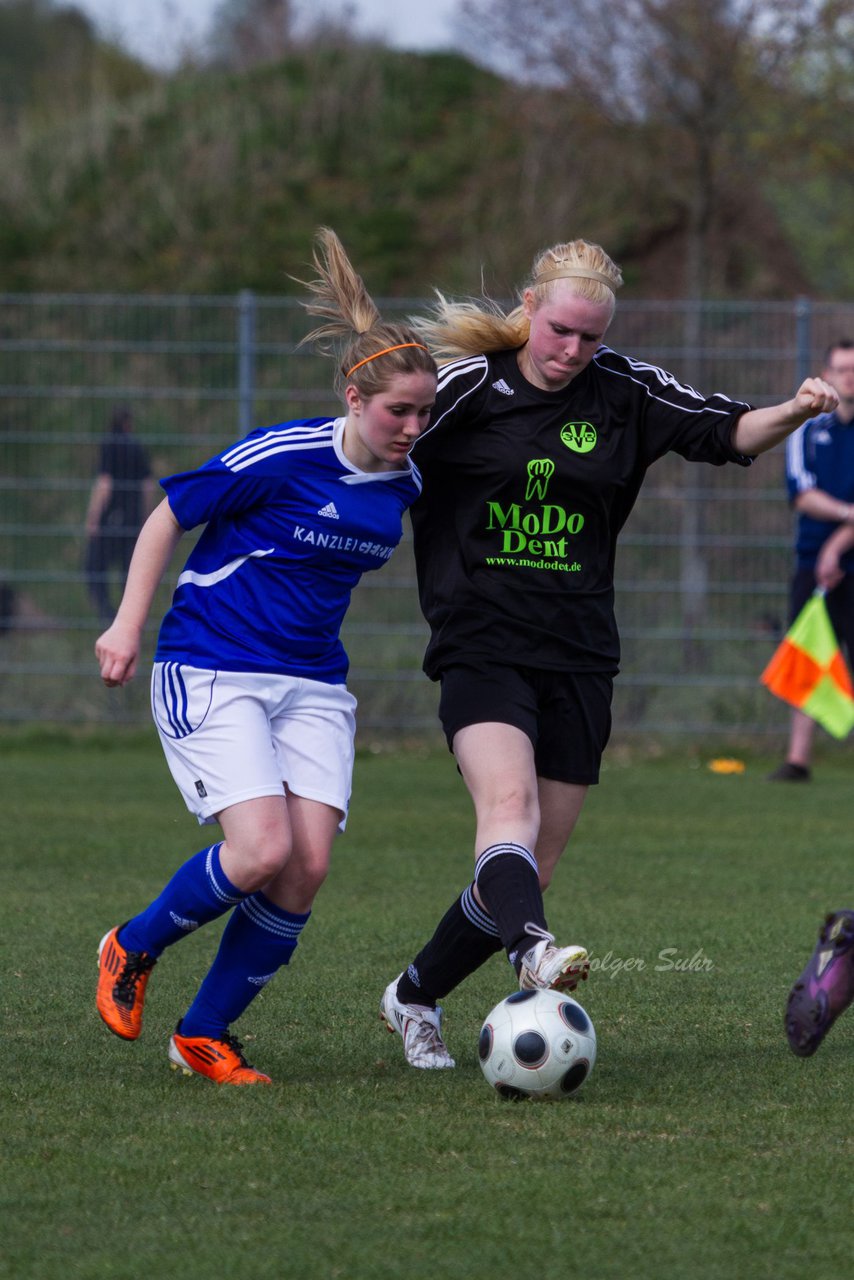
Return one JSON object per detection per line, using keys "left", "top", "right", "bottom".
{"left": 299, "top": 227, "right": 436, "bottom": 398}
{"left": 413, "top": 239, "right": 623, "bottom": 361}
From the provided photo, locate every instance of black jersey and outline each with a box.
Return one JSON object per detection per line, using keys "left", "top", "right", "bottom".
{"left": 410, "top": 345, "right": 753, "bottom": 678}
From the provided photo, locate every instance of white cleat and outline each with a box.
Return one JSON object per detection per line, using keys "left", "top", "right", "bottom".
{"left": 380, "top": 974, "right": 455, "bottom": 1069}
{"left": 518, "top": 927, "right": 590, "bottom": 993}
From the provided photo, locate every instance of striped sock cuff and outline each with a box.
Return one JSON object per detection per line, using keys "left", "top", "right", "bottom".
{"left": 461, "top": 883, "right": 500, "bottom": 938}
{"left": 240, "top": 892, "right": 311, "bottom": 941}
{"left": 205, "top": 843, "right": 246, "bottom": 908}
{"left": 474, "top": 842, "right": 539, "bottom": 880}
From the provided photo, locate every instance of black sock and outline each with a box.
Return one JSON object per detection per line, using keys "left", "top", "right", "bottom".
{"left": 396, "top": 883, "right": 503, "bottom": 1006}
{"left": 474, "top": 842, "right": 547, "bottom": 968}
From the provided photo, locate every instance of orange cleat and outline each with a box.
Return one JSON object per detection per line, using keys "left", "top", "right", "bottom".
{"left": 97, "top": 926, "right": 156, "bottom": 1040}
{"left": 168, "top": 1025, "right": 273, "bottom": 1085}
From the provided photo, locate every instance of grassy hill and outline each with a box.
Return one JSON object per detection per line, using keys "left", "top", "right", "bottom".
{"left": 1, "top": 46, "right": 533, "bottom": 295}
{"left": 0, "top": 37, "right": 843, "bottom": 299}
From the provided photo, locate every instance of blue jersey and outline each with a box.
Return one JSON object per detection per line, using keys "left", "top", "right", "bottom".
{"left": 155, "top": 417, "right": 422, "bottom": 682}
{"left": 785, "top": 412, "right": 854, "bottom": 570}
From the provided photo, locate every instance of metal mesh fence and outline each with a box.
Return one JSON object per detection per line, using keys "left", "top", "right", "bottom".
{"left": 2, "top": 292, "right": 853, "bottom": 737}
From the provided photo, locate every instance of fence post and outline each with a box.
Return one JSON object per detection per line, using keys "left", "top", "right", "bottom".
{"left": 794, "top": 296, "right": 812, "bottom": 387}
{"left": 237, "top": 289, "right": 256, "bottom": 435}
{"left": 679, "top": 299, "right": 707, "bottom": 664}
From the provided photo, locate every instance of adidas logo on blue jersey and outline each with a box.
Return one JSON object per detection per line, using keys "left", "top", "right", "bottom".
{"left": 492, "top": 378, "right": 514, "bottom": 396}
{"left": 317, "top": 502, "right": 339, "bottom": 519}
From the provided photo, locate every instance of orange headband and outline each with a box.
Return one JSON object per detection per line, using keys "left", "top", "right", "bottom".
{"left": 345, "top": 343, "right": 429, "bottom": 378}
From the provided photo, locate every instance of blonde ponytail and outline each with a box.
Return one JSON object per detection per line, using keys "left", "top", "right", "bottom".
{"left": 297, "top": 227, "right": 436, "bottom": 397}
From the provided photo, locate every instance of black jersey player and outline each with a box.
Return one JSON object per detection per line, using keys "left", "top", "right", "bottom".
{"left": 379, "top": 237, "right": 839, "bottom": 1069}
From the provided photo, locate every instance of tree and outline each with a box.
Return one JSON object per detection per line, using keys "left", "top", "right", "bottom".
{"left": 207, "top": 0, "right": 361, "bottom": 69}
{"left": 458, "top": 0, "right": 821, "bottom": 299}
{"left": 762, "top": 0, "right": 854, "bottom": 296}
{"left": 0, "top": 0, "right": 152, "bottom": 128}
{"left": 208, "top": 0, "right": 297, "bottom": 69}
{"left": 0, "top": 0, "right": 94, "bottom": 123}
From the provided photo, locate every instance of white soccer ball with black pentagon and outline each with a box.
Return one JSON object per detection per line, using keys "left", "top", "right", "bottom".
{"left": 478, "top": 988, "right": 596, "bottom": 1101}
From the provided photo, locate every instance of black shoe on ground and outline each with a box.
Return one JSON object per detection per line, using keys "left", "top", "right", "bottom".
{"left": 767, "top": 761, "right": 811, "bottom": 782}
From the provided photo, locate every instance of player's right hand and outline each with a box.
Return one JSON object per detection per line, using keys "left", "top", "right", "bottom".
{"left": 792, "top": 377, "right": 839, "bottom": 419}
{"left": 95, "top": 622, "right": 141, "bottom": 687}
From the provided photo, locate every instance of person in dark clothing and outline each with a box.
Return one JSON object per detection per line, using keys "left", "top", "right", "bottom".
{"left": 84, "top": 406, "right": 154, "bottom": 621}
{"left": 768, "top": 339, "right": 854, "bottom": 782}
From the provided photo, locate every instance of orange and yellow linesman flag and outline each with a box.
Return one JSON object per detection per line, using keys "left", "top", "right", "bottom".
{"left": 760, "top": 593, "right": 854, "bottom": 739}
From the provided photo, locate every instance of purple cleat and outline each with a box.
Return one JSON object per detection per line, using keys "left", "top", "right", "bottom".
{"left": 785, "top": 910, "right": 854, "bottom": 1057}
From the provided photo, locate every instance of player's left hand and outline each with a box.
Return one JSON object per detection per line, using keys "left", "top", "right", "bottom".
{"left": 793, "top": 377, "right": 839, "bottom": 418}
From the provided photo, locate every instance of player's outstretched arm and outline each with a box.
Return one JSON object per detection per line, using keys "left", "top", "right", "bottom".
{"left": 731, "top": 378, "right": 839, "bottom": 456}
{"left": 95, "top": 498, "right": 185, "bottom": 687}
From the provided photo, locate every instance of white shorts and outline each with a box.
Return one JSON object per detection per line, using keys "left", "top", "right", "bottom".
{"left": 151, "top": 663, "right": 357, "bottom": 829}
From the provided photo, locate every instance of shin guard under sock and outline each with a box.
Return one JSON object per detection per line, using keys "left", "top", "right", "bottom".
{"left": 119, "top": 843, "right": 246, "bottom": 958}
{"left": 397, "top": 883, "right": 502, "bottom": 1006}
{"left": 180, "top": 893, "right": 310, "bottom": 1038}
{"left": 473, "top": 842, "right": 547, "bottom": 965}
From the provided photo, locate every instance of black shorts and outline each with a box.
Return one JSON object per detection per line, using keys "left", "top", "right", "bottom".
{"left": 790, "top": 567, "right": 854, "bottom": 658}
{"left": 437, "top": 661, "right": 613, "bottom": 786}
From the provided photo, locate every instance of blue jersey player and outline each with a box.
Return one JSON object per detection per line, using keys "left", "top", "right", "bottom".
{"left": 95, "top": 228, "right": 437, "bottom": 1085}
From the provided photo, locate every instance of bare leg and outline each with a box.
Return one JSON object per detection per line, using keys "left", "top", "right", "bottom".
{"left": 452, "top": 721, "right": 585, "bottom": 989}
{"left": 217, "top": 793, "right": 294, "bottom": 892}
{"left": 535, "top": 778, "right": 589, "bottom": 889}
{"left": 176, "top": 794, "right": 340, "bottom": 1054}
{"left": 385, "top": 727, "right": 589, "bottom": 1060}
{"left": 263, "top": 793, "right": 341, "bottom": 913}
{"left": 786, "top": 709, "right": 816, "bottom": 769}
{"left": 453, "top": 721, "right": 540, "bottom": 859}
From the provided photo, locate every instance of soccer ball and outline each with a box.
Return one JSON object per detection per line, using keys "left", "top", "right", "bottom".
{"left": 478, "top": 988, "right": 596, "bottom": 1101}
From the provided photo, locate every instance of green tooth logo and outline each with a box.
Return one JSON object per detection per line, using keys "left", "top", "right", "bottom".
{"left": 526, "top": 458, "right": 555, "bottom": 501}
{"left": 561, "top": 421, "right": 597, "bottom": 453}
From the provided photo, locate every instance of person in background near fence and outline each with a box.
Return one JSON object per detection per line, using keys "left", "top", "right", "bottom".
{"left": 94, "top": 228, "right": 437, "bottom": 1086}
{"left": 84, "top": 405, "right": 155, "bottom": 622}
{"left": 768, "top": 339, "right": 854, "bottom": 782}
{"left": 379, "top": 237, "right": 839, "bottom": 1070}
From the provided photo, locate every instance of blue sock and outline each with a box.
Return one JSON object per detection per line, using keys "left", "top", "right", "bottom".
{"left": 119, "top": 843, "right": 246, "bottom": 958}
{"left": 179, "top": 893, "right": 311, "bottom": 1039}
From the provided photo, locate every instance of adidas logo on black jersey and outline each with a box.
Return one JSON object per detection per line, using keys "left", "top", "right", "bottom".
{"left": 318, "top": 502, "right": 339, "bottom": 519}
{"left": 492, "top": 378, "right": 514, "bottom": 396}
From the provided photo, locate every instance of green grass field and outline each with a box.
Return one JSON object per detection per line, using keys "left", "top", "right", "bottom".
{"left": 3, "top": 730, "right": 853, "bottom": 1279}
